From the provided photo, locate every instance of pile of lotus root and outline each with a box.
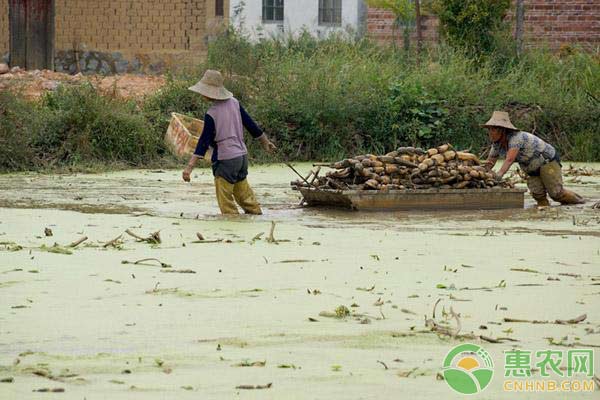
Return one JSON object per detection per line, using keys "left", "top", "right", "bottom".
{"left": 293, "top": 144, "right": 514, "bottom": 191}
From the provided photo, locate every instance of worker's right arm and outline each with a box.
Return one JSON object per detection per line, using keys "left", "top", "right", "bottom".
{"left": 183, "top": 115, "right": 216, "bottom": 182}
{"left": 484, "top": 143, "right": 500, "bottom": 171}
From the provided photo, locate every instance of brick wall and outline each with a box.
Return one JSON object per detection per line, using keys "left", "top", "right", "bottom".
{"left": 2, "top": 0, "right": 227, "bottom": 73}
{"left": 367, "top": 7, "right": 439, "bottom": 46}
{"left": 517, "top": 0, "right": 600, "bottom": 48}
{"left": 0, "top": 0, "right": 8, "bottom": 61}
{"left": 368, "top": 1, "right": 600, "bottom": 50}
{"left": 54, "top": 0, "right": 208, "bottom": 53}
{"left": 54, "top": 0, "right": 230, "bottom": 73}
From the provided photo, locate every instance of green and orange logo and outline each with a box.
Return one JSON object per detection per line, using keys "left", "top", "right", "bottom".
{"left": 443, "top": 344, "right": 494, "bottom": 395}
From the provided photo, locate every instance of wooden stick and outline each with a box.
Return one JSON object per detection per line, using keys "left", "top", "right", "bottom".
{"left": 125, "top": 229, "right": 146, "bottom": 241}
{"left": 327, "top": 178, "right": 345, "bottom": 191}
{"left": 503, "top": 315, "right": 587, "bottom": 325}
{"left": 125, "top": 229, "right": 161, "bottom": 244}
{"left": 298, "top": 167, "right": 322, "bottom": 206}
{"left": 450, "top": 307, "right": 461, "bottom": 337}
{"left": 235, "top": 383, "right": 272, "bottom": 390}
{"left": 68, "top": 236, "right": 88, "bottom": 248}
{"left": 133, "top": 258, "right": 163, "bottom": 265}
{"left": 103, "top": 234, "right": 122, "bottom": 248}
{"left": 303, "top": 169, "right": 314, "bottom": 183}
{"left": 309, "top": 167, "right": 321, "bottom": 184}
{"left": 252, "top": 232, "right": 264, "bottom": 241}
{"left": 122, "top": 258, "right": 171, "bottom": 268}
{"left": 266, "top": 221, "right": 276, "bottom": 243}
{"left": 432, "top": 298, "right": 442, "bottom": 319}
{"left": 480, "top": 336, "right": 519, "bottom": 344}
{"left": 285, "top": 163, "right": 317, "bottom": 188}
{"left": 377, "top": 360, "right": 389, "bottom": 370}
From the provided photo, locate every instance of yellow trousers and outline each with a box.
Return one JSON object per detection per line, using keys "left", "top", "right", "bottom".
{"left": 214, "top": 177, "right": 262, "bottom": 215}
{"left": 527, "top": 161, "right": 584, "bottom": 205}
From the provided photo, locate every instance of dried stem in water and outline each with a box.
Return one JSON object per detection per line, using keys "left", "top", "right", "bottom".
{"left": 267, "top": 222, "right": 276, "bottom": 243}
{"left": 68, "top": 236, "right": 88, "bottom": 248}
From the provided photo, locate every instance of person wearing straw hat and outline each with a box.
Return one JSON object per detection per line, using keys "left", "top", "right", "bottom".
{"left": 482, "top": 111, "right": 585, "bottom": 207}
{"left": 182, "top": 70, "right": 276, "bottom": 215}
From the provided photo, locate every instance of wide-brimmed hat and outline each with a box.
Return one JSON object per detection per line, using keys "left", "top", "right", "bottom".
{"left": 189, "top": 70, "right": 233, "bottom": 100}
{"left": 482, "top": 111, "right": 519, "bottom": 131}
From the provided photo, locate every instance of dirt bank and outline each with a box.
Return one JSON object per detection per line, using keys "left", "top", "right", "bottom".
{"left": 0, "top": 68, "right": 165, "bottom": 100}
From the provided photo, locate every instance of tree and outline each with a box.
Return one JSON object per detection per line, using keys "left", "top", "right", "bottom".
{"left": 431, "top": 0, "right": 511, "bottom": 56}
{"left": 515, "top": 0, "right": 525, "bottom": 56}
{"left": 367, "top": 0, "right": 416, "bottom": 51}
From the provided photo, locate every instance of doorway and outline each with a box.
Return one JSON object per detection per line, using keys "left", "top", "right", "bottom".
{"left": 9, "top": 0, "right": 55, "bottom": 70}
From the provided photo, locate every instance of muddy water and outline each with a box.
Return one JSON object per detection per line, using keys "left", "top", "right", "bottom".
{"left": 0, "top": 164, "right": 599, "bottom": 399}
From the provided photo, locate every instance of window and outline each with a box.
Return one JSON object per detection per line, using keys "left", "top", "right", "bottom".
{"left": 215, "top": 0, "right": 224, "bottom": 17}
{"left": 262, "top": 0, "right": 284, "bottom": 23}
{"left": 319, "top": 0, "right": 342, "bottom": 26}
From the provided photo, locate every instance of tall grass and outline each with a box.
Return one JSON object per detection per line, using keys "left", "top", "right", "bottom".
{"left": 0, "top": 30, "right": 598, "bottom": 172}
{"left": 200, "top": 30, "right": 599, "bottom": 161}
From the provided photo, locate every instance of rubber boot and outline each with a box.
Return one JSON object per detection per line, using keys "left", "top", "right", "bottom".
{"left": 214, "top": 177, "right": 240, "bottom": 215}
{"left": 233, "top": 179, "right": 263, "bottom": 215}
{"left": 556, "top": 189, "right": 585, "bottom": 205}
{"left": 534, "top": 196, "right": 551, "bottom": 207}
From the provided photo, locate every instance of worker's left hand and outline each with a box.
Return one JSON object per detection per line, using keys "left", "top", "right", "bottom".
{"left": 262, "top": 140, "right": 277, "bottom": 154}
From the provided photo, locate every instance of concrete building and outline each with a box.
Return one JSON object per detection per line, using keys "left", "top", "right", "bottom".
{"left": 229, "top": 0, "right": 368, "bottom": 39}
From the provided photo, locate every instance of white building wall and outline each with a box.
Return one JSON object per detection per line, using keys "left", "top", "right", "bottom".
{"left": 230, "top": 0, "right": 366, "bottom": 39}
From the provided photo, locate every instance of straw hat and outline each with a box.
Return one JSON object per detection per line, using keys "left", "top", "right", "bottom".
{"left": 188, "top": 70, "right": 233, "bottom": 100}
{"left": 482, "top": 111, "right": 519, "bottom": 131}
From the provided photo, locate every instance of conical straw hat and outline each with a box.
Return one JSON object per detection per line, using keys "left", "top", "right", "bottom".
{"left": 188, "top": 70, "right": 233, "bottom": 100}
{"left": 482, "top": 111, "right": 519, "bottom": 131}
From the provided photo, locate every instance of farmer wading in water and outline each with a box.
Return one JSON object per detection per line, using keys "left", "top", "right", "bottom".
{"left": 182, "top": 70, "right": 276, "bottom": 214}
{"left": 483, "top": 111, "right": 585, "bottom": 207}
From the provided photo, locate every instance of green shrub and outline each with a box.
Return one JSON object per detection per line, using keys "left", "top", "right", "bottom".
{"left": 431, "top": 0, "right": 512, "bottom": 57}
{"left": 0, "top": 84, "right": 165, "bottom": 171}
{"left": 39, "top": 84, "right": 161, "bottom": 166}
{"left": 388, "top": 80, "right": 449, "bottom": 147}
{"left": 0, "top": 91, "right": 41, "bottom": 171}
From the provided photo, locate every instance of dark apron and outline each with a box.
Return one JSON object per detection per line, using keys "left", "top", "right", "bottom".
{"left": 212, "top": 155, "right": 249, "bottom": 184}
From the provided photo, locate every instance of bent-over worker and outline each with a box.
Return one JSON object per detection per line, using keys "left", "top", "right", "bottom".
{"left": 482, "top": 111, "right": 585, "bottom": 207}
{"left": 182, "top": 70, "right": 276, "bottom": 214}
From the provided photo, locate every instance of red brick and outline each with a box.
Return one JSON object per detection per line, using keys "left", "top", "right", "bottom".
{"left": 367, "top": 0, "right": 599, "bottom": 50}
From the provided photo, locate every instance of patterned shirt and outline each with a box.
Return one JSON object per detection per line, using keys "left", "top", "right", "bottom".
{"left": 489, "top": 131, "right": 556, "bottom": 173}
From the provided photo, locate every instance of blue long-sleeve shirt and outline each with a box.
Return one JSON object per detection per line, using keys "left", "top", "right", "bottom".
{"left": 194, "top": 105, "right": 263, "bottom": 162}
